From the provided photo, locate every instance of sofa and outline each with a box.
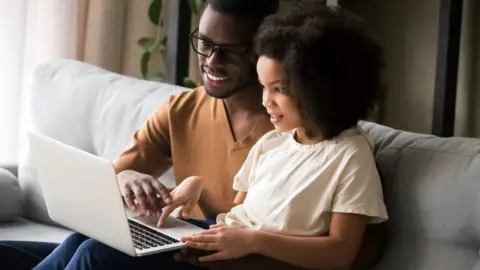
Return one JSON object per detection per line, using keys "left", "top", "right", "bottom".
{"left": 1, "top": 59, "right": 479, "bottom": 269}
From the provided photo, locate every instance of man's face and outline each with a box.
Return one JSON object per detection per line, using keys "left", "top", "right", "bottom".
{"left": 193, "top": 5, "right": 257, "bottom": 99}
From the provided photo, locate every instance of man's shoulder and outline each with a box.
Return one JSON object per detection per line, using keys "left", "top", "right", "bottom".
{"left": 168, "top": 86, "right": 212, "bottom": 113}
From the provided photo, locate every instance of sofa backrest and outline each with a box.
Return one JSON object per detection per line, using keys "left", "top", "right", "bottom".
{"left": 359, "top": 121, "right": 480, "bottom": 270}
{"left": 19, "top": 59, "right": 188, "bottom": 225}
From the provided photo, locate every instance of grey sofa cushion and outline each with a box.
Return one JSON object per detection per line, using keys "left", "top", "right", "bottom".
{"left": 359, "top": 122, "right": 480, "bottom": 270}
{"left": 0, "top": 217, "right": 72, "bottom": 242}
{"left": 0, "top": 168, "right": 24, "bottom": 222}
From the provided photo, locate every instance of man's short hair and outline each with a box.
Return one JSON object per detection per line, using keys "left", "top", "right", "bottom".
{"left": 205, "top": 0, "right": 280, "bottom": 29}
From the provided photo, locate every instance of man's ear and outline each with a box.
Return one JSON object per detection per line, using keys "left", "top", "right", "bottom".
{"left": 249, "top": 52, "right": 258, "bottom": 65}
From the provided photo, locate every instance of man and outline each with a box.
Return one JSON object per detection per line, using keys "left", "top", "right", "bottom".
{"left": 114, "top": 0, "right": 276, "bottom": 224}
{"left": 114, "top": 1, "right": 387, "bottom": 269}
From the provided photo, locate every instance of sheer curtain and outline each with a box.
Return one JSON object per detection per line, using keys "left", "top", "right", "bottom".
{"left": 0, "top": 0, "right": 164, "bottom": 164}
{"left": 0, "top": 1, "right": 26, "bottom": 164}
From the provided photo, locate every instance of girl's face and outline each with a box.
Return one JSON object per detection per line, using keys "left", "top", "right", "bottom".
{"left": 257, "top": 56, "right": 303, "bottom": 132}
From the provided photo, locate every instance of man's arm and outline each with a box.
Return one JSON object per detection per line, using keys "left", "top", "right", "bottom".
{"left": 113, "top": 99, "right": 174, "bottom": 177}
{"left": 113, "top": 97, "right": 176, "bottom": 214}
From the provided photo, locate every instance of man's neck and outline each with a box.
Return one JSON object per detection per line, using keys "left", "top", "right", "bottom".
{"left": 221, "top": 85, "right": 266, "bottom": 142}
{"left": 222, "top": 85, "right": 264, "bottom": 118}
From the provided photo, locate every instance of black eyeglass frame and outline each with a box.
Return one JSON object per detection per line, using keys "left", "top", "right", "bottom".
{"left": 189, "top": 28, "right": 250, "bottom": 58}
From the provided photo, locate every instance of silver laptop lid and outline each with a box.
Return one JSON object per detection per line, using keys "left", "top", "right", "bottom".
{"left": 28, "top": 131, "right": 136, "bottom": 256}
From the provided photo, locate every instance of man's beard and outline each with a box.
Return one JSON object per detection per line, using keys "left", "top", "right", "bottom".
{"left": 203, "top": 68, "right": 259, "bottom": 99}
{"left": 204, "top": 78, "right": 260, "bottom": 99}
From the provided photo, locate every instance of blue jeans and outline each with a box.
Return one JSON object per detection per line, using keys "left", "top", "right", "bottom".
{"left": 0, "top": 219, "right": 215, "bottom": 270}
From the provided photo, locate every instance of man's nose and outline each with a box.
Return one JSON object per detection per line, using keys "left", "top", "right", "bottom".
{"left": 205, "top": 48, "right": 224, "bottom": 68}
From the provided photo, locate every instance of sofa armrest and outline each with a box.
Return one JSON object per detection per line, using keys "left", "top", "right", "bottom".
{"left": 0, "top": 164, "right": 18, "bottom": 177}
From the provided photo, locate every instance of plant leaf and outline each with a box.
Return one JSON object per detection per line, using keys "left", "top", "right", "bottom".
{"left": 183, "top": 77, "right": 200, "bottom": 88}
{"left": 141, "top": 52, "right": 151, "bottom": 79}
{"left": 161, "top": 36, "right": 168, "bottom": 46}
{"left": 188, "top": 0, "right": 203, "bottom": 14}
{"left": 161, "top": 36, "right": 168, "bottom": 56}
{"left": 148, "top": 71, "right": 165, "bottom": 82}
{"left": 148, "top": 0, "right": 162, "bottom": 26}
{"left": 195, "top": 0, "right": 203, "bottom": 13}
{"left": 137, "top": 37, "right": 156, "bottom": 51}
{"left": 151, "top": 42, "right": 165, "bottom": 55}
{"left": 138, "top": 37, "right": 165, "bottom": 55}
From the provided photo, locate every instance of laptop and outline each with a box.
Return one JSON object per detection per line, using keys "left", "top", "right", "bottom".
{"left": 27, "top": 131, "right": 205, "bottom": 257}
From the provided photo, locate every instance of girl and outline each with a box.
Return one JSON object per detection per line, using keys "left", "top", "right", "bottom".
{"left": 162, "top": 1, "right": 388, "bottom": 269}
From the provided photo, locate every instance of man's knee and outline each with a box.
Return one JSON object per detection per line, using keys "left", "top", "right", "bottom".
{"left": 75, "top": 239, "right": 105, "bottom": 257}
{"left": 68, "top": 239, "right": 127, "bottom": 269}
{"left": 64, "top": 239, "right": 107, "bottom": 269}
{"left": 64, "top": 233, "right": 88, "bottom": 245}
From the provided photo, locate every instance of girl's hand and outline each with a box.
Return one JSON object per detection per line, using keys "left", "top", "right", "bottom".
{"left": 181, "top": 224, "right": 256, "bottom": 262}
{"left": 157, "top": 176, "right": 203, "bottom": 227}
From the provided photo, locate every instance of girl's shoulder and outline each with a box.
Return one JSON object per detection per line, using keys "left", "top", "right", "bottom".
{"left": 329, "top": 127, "right": 374, "bottom": 155}
{"left": 256, "top": 129, "right": 293, "bottom": 152}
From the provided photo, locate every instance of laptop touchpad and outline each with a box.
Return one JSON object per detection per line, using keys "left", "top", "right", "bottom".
{"left": 130, "top": 215, "right": 189, "bottom": 229}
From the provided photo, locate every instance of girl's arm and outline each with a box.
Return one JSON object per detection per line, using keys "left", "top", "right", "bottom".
{"left": 250, "top": 212, "right": 368, "bottom": 270}
{"left": 234, "top": 191, "right": 247, "bottom": 204}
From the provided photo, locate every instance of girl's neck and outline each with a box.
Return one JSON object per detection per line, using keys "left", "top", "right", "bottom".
{"left": 294, "top": 127, "right": 324, "bottom": 145}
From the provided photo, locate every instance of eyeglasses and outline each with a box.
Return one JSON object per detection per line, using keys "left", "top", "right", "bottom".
{"left": 189, "top": 28, "right": 250, "bottom": 61}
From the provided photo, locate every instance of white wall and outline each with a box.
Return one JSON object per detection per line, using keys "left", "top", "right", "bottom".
{"left": 344, "top": 0, "right": 441, "bottom": 134}
{"left": 345, "top": 0, "right": 480, "bottom": 138}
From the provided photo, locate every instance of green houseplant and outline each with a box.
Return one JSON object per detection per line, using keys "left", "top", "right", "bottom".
{"left": 138, "top": 0, "right": 203, "bottom": 87}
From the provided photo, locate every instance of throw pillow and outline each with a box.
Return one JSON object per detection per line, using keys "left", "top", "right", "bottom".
{"left": 0, "top": 168, "right": 24, "bottom": 221}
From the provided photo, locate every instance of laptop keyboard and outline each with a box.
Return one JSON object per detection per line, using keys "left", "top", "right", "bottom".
{"left": 128, "top": 219, "right": 180, "bottom": 250}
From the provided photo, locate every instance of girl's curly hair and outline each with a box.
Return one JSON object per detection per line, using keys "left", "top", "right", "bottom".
{"left": 254, "top": 0, "right": 384, "bottom": 139}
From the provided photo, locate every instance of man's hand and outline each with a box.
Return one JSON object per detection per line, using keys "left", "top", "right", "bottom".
{"left": 117, "top": 170, "right": 172, "bottom": 216}
{"left": 157, "top": 176, "right": 203, "bottom": 227}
